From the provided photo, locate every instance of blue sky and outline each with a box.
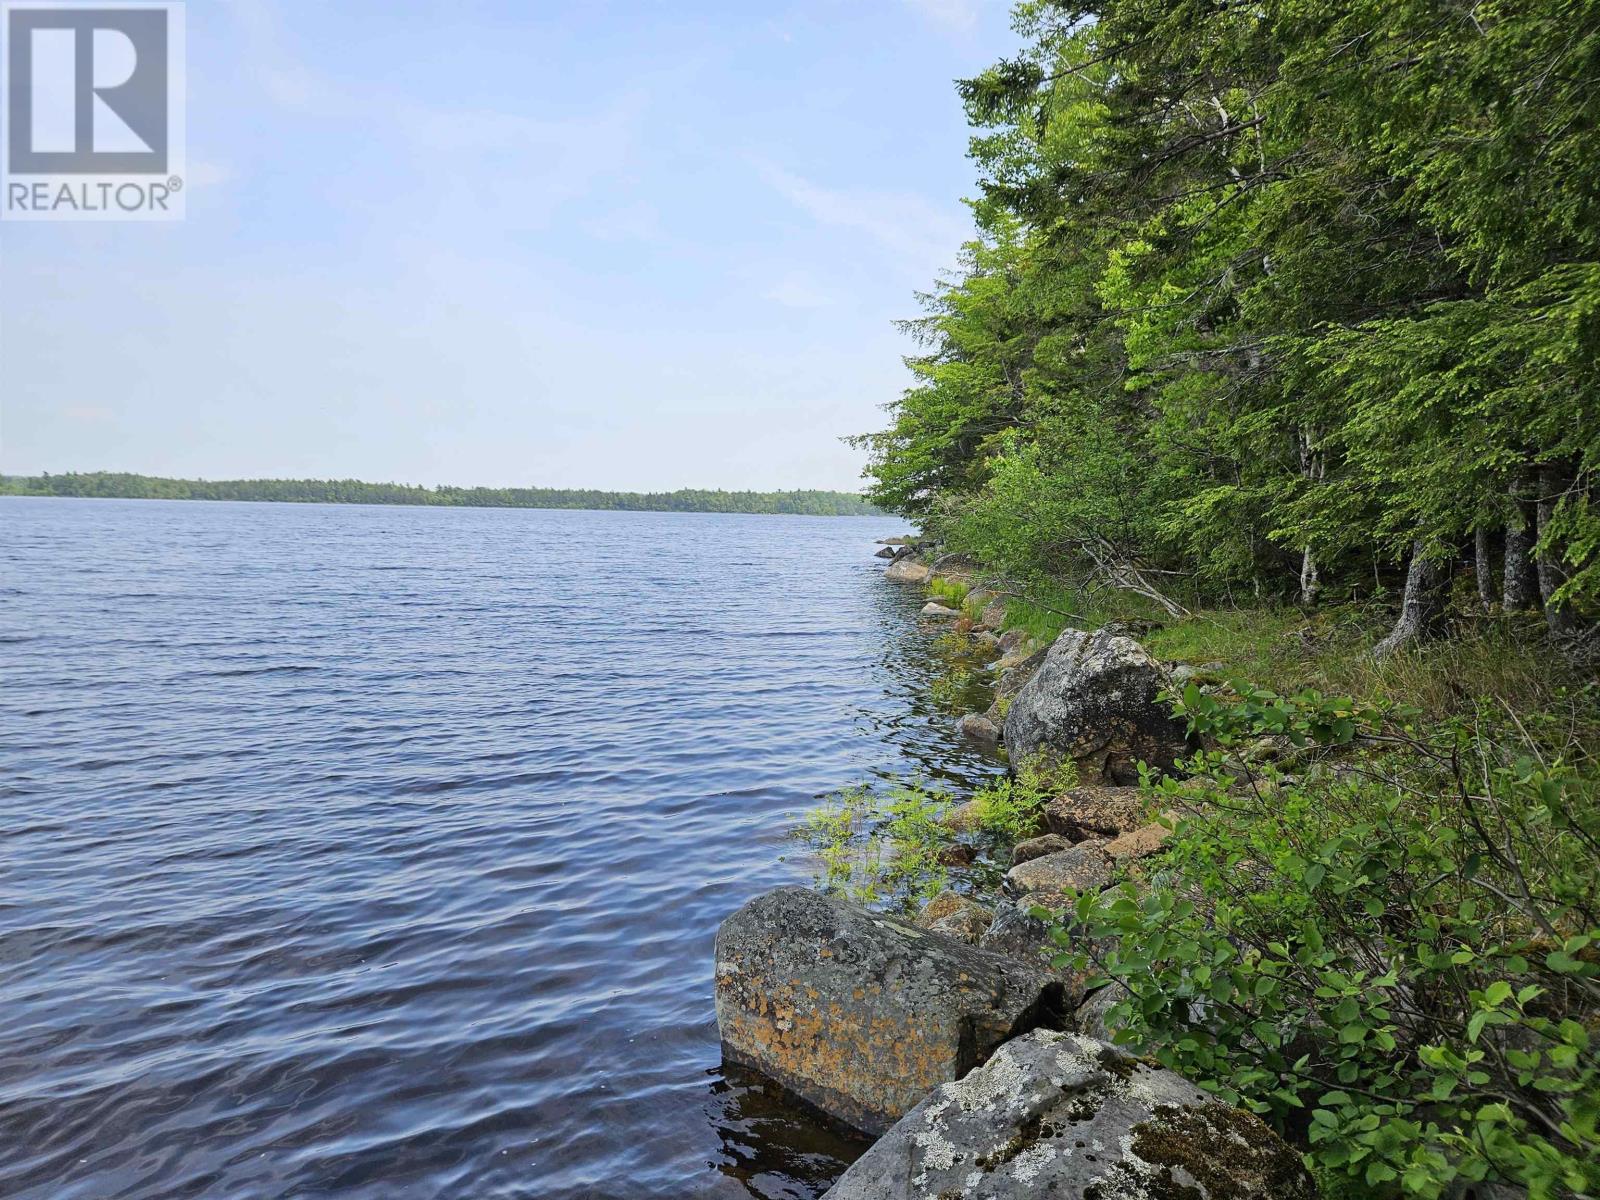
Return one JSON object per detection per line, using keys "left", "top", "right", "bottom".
{"left": 0, "top": 0, "right": 1019, "bottom": 491}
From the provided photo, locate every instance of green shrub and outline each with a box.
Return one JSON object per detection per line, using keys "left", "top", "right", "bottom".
{"left": 803, "top": 782, "right": 954, "bottom": 909}
{"left": 803, "top": 768, "right": 1059, "bottom": 908}
{"left": 1052, "top": 684, "right": 1600, "bottom": 1199}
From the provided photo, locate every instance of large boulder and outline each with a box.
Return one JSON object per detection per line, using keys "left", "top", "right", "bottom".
{"left": 714, "top": 887, "right": 1065, "bottom": 1136}
{"left": 885, "top": 558, "right": 932, "bottom": 584}
{"left": 1003, "top": 628, "right": 1189, "bottom": 784}
{"left": 820, "top": 1029, "right": 1316, "bottom": 1200}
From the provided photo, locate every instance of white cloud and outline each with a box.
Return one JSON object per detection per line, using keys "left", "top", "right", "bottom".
{"left": 755, "top": 161, "right": 970, "bottom": 276}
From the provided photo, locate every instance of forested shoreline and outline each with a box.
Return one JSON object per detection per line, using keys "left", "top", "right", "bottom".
{"left": 856, "top": 0, "right": 1596, "bottom": 646}
{"left": 0, "top": 472, "right": 880, "bottom": 517}
{"left": 824, "top": 3, "right": 1600, "bottom": 1196}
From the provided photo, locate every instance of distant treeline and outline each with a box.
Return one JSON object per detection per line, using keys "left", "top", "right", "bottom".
{"left": 0, "top": 472, "right": 881, "bottom": 516}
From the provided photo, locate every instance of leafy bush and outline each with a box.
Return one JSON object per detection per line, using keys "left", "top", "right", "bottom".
{"left": 1055, "top": 684, "right": 1600, "bottom": 1199}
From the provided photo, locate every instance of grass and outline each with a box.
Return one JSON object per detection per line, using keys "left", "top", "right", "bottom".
{"left": 964, "top": 575, "right": 1594, "bottom": 730}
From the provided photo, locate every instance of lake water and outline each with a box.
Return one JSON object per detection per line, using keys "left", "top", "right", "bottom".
{"left": 0, "top": 499, "right": 999, "bottom": 1200}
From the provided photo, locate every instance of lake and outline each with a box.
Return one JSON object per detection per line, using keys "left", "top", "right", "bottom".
{"left": 0, "top": 498, "right": 998, "bottom": 1200}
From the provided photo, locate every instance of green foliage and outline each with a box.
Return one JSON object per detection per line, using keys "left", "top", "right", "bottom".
{"left": 803, "top": 768, "right": 1056, "bottom": 908}
{"left": 858, "top": 0, "right": 1600, "bottom": 621}
{"left": 1054, "top": 687, "right": 1600, "bottom": 1199}
{"left": 0, "top": 472, "right": 881, "bottom": 517}
{"left": 803, "top": 783, "right": 955, "bottom": 909}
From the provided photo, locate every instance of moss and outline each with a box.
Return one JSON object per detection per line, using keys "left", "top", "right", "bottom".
{"left": 1129, "top": 1103, "right": 1314, "bottom": 1200}
{"left": 974, "top": 1111, "right": 1069, "bottom": 1172}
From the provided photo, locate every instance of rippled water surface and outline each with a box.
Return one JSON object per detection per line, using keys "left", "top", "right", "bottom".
{"left": 0, "top": 499, "right": 1001, "bottom": 1200}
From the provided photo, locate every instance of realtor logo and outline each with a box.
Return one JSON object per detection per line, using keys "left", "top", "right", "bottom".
{"left": 2, "top": 1, "right": 185, "bottom": 220}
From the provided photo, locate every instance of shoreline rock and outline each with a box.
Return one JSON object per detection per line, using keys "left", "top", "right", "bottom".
{"left": 1004, "top": 628, "right": 1190, "bottom": 785}
{"left": 885, "top": 557, "right": 932, "bottom": 584}
{"left": 819, "top": 1029, "right": 1317, "bottom": 1199}
{"left": 713, "top": 887, "right": 1067, "bottom": 1136}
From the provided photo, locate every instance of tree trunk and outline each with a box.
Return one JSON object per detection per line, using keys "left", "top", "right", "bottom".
{"left": 1503, "top": 472, "right": 1539, "bottom": 610}
{"left": 1297, "top": 428, "right": 1323, "bottom": 607}
{"left": 1373, "top": 541, "right": 1450, "bottom": 658}
{"left": 1535, "top": 463, "right": 1581, "bottom": 636}
{"left": 1299, "top": 546, "right": 1320, "bottom": 608}
{"left": 1474, "top": 527, "right": 1495, "bottom": 611}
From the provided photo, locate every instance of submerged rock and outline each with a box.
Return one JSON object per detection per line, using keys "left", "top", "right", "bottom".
{"left": 1045, "top": 786, "right": 1151, "bottom": 842}
{"left": 819, "top": 1029, "right": 1316, "bottom": 1200}
{"left": 885, "top": 558, "right": 932, "bottom": 584}
{"left": 1004, "top": 628, "right": 1189, "bottom": 785}
{"left": 714, "top": 887, "right": 1065, "bottom": 1136}
{"left": 957, "top": 713, "right": 1001, "bottom": 747}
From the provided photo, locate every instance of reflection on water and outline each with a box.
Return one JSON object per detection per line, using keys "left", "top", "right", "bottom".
{"left": 0, "top": 498, "right": 1001, "bottom": 1200}
{"left": 706, "top": 1065, "right": 870, "bottom": 1200}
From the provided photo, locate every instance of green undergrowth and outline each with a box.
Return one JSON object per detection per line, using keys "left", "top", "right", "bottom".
{"left": 1041, "top": 684, "right": 1600, "bottom": 1200}
{"left": 987, "top": 575, "right": 1586, "bottom": 727}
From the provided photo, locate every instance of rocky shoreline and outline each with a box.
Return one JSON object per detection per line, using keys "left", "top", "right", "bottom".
{"left": 707, "top": 542, "right": 1317, "bottom": 1198}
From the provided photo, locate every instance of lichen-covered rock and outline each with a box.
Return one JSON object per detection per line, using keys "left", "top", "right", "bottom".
{"left": 714, "top": 887, "right": 1065, "bottom": 1136}
{"left": 885, "top": 558, "right": 932, "bottom": 583}
{"left": 1004, "top": 629, "right": 1189, "bottom": 785}
{"left": 1105, "top": 820, "right": 1174, "bottom": 861}
{"left": 978, "top": 599, "right": 1007, "bottom": 630}
{"left": 1011, "top": 833, "right": 1074, "bottom": 866}
{"left": 930, "top": 552, "right": 979, "bottom": 583}
{"left": 996, "top": 628, "right": 1031, "bottom": 656}
{"left": 984, "top": 648, "right": 1048, "bottom": 724}
{"left": 819, "top": 1029, "right": 1316, "bottom": 1200}
{"left": 1006, "top": 841, "right": 1114, "bottom": 901}
{"left": 1074, "top": 983, "right": 1133, "bottom": 1042}
{"left": 915, "top": 891, "right": 994, "bottom": 945}
{"left": 957, "top": 713, "right": 1001, "bottom": 747}
{"left": 978, "top": 901, "right": 1097, "bottom": 1004}
{"left": 1045, "top": 786, "right": 1151, "bottom": 842}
